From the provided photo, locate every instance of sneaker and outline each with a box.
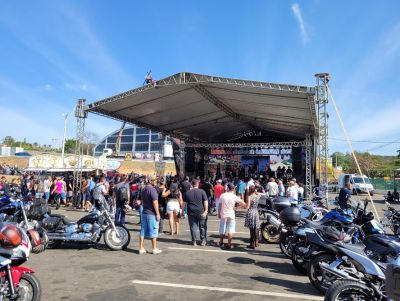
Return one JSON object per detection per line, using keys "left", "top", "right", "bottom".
{"left": 193, "top": 241, "right": 197, "bottom": 247}
{"left": 200, "top": 241, "right": 207, "bottom": 246}
{"left": 138, "top": 248, "right": 147, "bottom": 255}
{"left": 151, "top": 248, "right": 162, "bottom": 255}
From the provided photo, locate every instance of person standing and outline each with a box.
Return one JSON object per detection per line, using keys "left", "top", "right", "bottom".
{"left": 115, "top": 176, "right": 130, "bottom": 225}
{"left": 213, "top": 179, "right": 224, "bottom": 215}
{"left": 164, "top": 180, "right": 183, "bottom": 235}
{"left": 278, "top": 179, "right": 285, "bottom": 196}
{"left": 155, "top": 179, "right": 168, "bottom": 234}
{"left": 244, "top": 186, "right": 261, "bottom": 249}
{"left": 51, "top": 177, "right": 63, "bottom": 210}
{"left": 338, "top": 182, "right": 352, "bottom": 210}
{"left": 236, "top": 179, "right": 246, "bottom": 200}
{"left": 138, "top": 177, "right": 162, "bottom": 255}
{"left": 266, "top": 177, "right": 279, "bottom": 198}
{"left": 218, "top": 183, "right": 246, "bottom": 249}
{"left": 201, "top": 178, "right": 214, "bottom": 213}
{"left": 287, "top": 181, "right": 299, "bottom": 205}
{"left": 183, "top": 179, "right": 208, "bottom": 246}
{"left": 43, "top": 176, "right": 52, "bottom": 203}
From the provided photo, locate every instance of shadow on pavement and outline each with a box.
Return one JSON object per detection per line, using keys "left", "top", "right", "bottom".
{"left": 250, "top": 275, "right": 319, "bottom": 295}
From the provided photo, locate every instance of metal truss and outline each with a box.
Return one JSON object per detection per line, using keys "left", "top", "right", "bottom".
{"left": 315, "top": 73, "right": 330, "bottom": 196}
{"left": 73, "top": 99, "right": 88, "bottom": 197}
{"left": 86, "top": 72, "right": 314, "bottom": 112}
{"left": 185, "top": 141, "right": 306, "bottom": 149}
{"left": 305, "top": 134, "right": 313, "bottom": 199}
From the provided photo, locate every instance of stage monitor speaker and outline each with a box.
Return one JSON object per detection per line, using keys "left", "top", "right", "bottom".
{"left": 185, "top": 147, "right": 195, "bottom": 172}
{"left": 292, "top": 147, "right": 304, "bottom": 184}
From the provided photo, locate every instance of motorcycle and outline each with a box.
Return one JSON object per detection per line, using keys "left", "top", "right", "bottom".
{"left": 323, "top": 243, "right": 393, "bottom": 300}
{"left": 260, "top": 196, "right": 329, "bottom": 245}
{"left": 380, "top": 201, "right": 400, "bottom": 236}
{"left": 0, "top": 194, "right": 49, "bottom": 254}
{"left": 307, "top": 203, "right": 400, "bottom": 294}
{"left": 291, "top": 208, "right": 356, "bottom": 274}
{"left": 43, "top": 197, "right": 130, "bottom": 250}
{"left": 0, "top": 222, "right": 42, "bottom": 301}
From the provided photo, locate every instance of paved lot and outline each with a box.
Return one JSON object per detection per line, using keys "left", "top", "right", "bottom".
{"left": 25, "top": 194, "right": 398, "bottom": 301}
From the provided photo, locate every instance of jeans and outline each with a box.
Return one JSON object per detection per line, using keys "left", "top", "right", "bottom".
{"left": 188, "top": 214, "right": 207, "bottom": 243}
{"left": 139, "top": 205, "right": 143, "bottom": 223}
{"left": 44, "top": 192, "right": 50, "bottom": 201}
{"left": 115, "top": 207, "right": 126, "bottom": 225}
{"left": 54, "top": 193, "right": 61, "bottom": 208}
{"left": 159, "top": 205, "right": 166, "bottom": 233}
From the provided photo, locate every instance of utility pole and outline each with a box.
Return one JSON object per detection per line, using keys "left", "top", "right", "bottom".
{"left": 61, "top": 113, "right": 68, "bottom": 167}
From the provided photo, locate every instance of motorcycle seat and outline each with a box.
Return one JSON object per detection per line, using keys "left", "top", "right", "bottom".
{"left": 50, "top": 214, "right": 75, "bottom": 225}
{"left": 340, "top": 243, "right": 366, "bottom": 254}
{"left": 303, "top": 219, "right": 322, "bottom": 228}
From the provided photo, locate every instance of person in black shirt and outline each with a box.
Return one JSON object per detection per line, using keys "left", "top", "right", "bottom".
{"left": 156, "top": 179, "right": 167, "bottom": 234}
{"left": 338, "top": 182, "right": 352, "bottom": 210}
{"left": 201, "top": 179, "right": 214, "bottom": 213}
{"left": 183, "top": 179, "right": 208, "bottom": 246}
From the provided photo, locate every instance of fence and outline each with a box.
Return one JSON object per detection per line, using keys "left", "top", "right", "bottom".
{"left": 370, "top": 178, "right": 400, "bottom": 191}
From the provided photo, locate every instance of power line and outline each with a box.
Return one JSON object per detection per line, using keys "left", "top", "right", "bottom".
{"left": 329, "top": 137, "right": 400, "bottom": 144}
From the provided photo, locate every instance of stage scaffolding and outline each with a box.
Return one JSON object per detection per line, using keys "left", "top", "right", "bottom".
{"left": 73, "top": 99, "right": 87, "bottom": 201}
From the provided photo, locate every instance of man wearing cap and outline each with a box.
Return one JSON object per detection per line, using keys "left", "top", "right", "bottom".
{"left": 218, "top": 183, "right": 246, "bottom": 249}
{"left": 138, "top": 176, "right": 162, "bottom": 254}
{"left": 213, "top": 179, "right": 224, "bottom": 215}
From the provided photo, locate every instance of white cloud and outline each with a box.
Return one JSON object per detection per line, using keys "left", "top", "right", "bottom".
{"left": 44, "top": 84, "right": 53, "bottom": 91}
{"left": 64, "top": 82, "right": 90, "bottom": 92}
{"left": 291, "top": 3, "right": 310, "bottom": 45}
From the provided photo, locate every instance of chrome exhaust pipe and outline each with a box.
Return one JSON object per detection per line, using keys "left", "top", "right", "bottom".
{"left": 268, "top": 215, "right": 282, "bottom": 228}
{"left": 320, "top": 261, "right": 357, "bottom": 280}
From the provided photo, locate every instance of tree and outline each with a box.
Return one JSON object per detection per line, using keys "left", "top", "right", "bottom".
{"left": 83, "top": 131, "right": 100, "bottom": 156}
{"left": 64, "top": 139, "right": 77, "bottom": 154}
{"left": 3, "top": 136, "right": 15, "bottom": 146}
{"left": 349, "top": 152, "right": 379, "bottom": 177}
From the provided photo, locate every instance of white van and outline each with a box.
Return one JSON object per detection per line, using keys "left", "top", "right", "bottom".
{"left": 338, "top": 174, "right": 374, "bottom": 196}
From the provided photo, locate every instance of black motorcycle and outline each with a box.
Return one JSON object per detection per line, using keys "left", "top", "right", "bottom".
{"left": 43, "top": 198, "right": 130, "bottom": 251}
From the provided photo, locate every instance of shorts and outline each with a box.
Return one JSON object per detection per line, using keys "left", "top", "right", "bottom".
{"left": 219, "top": 218, "right": 236, "bottom": 235}
{"left": 166, "top": 201, "right": 180, "bottom": 214}
{"left": 140, "top": 214, "right": 159, "bottom": 238}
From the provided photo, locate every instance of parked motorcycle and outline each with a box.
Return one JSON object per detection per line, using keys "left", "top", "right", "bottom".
{"left": 323, "top": 243, "right": 393, "bottom": 300}
{"left": 0, "top": 194, "right": 49, "bottom": 254}
{"left": 0, "top": 222, "right": 42, "bottom": 301}
{"left": 260, "top": 196, "right": 328, "bottom": 245}
{"left": 307, "top": 202, "right": 400, "bottom": 294}
{"left": 380, "top": 201, "right": 400, "bottom": 236}
{"left": 43, "top": 197, "right": 130, "bottom": 250}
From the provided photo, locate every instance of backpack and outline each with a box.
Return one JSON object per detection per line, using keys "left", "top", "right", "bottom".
{"left": 117, "top": 184, "right": 129, "bottom": 201}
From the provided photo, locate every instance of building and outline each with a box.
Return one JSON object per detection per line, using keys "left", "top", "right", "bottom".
{"left": 93, "top": 125, "right": 173, "bottom": 160}
{"left": 0, "top": 146, "right": 24, "bottom": 156}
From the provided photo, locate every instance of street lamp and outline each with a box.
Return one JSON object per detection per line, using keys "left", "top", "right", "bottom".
{"left": 61, "top": 113, "right": 68, "bottom": 167}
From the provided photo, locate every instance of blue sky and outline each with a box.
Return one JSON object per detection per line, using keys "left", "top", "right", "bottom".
{"left": 0, "top": 0, "right": 399, "bottom": 155}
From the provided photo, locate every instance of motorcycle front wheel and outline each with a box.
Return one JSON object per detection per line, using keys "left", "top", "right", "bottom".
{"left": 260, "top": 222, "right": 280, "bottom": 243}
{"left": 104, "top": 225, "right": 130, "bottom": 250}
{"left": 16, "top": 273, "right": 41, "bottom": 301}
{"left": 325, "top": 280, "right": 373, "bottom": 301}
{"left": 279, "top": 230, "right": 293, "bottom": 258}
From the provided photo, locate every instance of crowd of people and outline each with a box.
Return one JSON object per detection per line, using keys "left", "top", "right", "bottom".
{"left": 0, "top": 168, "right": 306, "bottom": 255}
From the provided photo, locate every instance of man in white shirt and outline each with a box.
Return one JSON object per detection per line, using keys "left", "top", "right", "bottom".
{"left": 218, "top": 183, "right": 246, "bottom": 249}
{"left": 287, "top": 181, "right": 299, "bottom": 204}
{"left": 43, "top": 176, "right": 52, "bottom": 202}
{"left": 266, "top": 178, "right": 279, "bottom": 197}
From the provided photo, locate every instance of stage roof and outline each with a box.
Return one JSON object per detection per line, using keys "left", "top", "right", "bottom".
{"left": 86, "top": 72, "right": 317, "bottom": 143}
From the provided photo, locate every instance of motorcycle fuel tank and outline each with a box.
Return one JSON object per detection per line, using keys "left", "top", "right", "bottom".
{"left": 77, "top": 213, "right": 99, "bottom": 225}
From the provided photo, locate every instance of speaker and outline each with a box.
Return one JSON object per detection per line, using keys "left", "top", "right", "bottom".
{"left": 185, "top": 147, "right": 195, "bottom": 172}
{"left": 292, "top": 147, "right": 304, "bottom": 183}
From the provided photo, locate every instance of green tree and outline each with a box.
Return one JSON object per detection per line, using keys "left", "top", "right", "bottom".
{"left": 64, "top": 139, "right": 77, "bottom": 154}
{"left": 3, "top": 136, "right": 15, "bottom": 146}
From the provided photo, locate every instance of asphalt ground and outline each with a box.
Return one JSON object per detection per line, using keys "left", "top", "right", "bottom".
{"left": 25, "top": 194, "right": 399, "bottom": 301}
